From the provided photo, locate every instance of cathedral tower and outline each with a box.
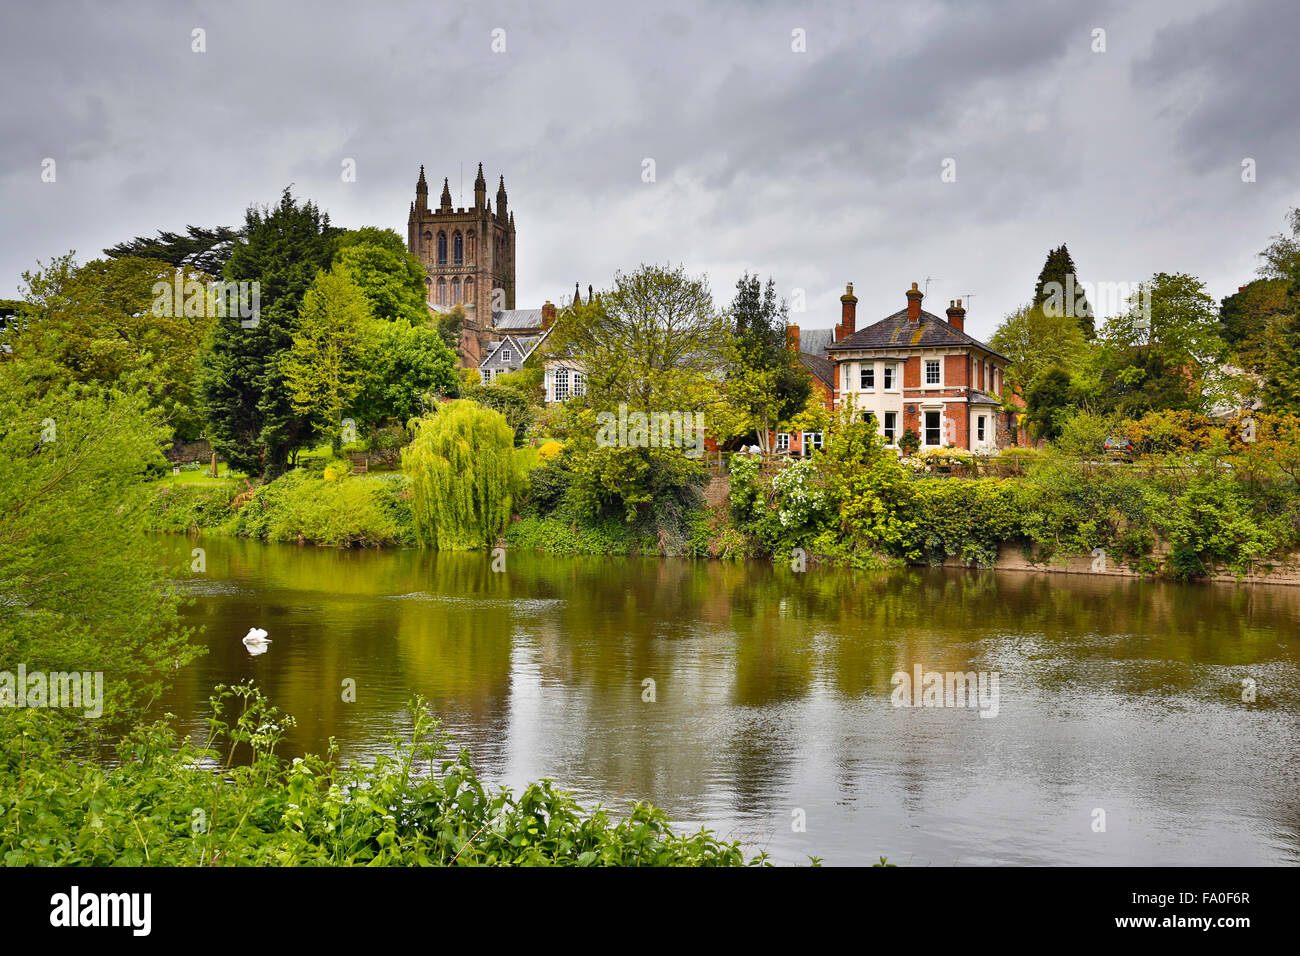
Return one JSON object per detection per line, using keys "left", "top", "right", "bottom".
{"left": 407, "top": 162, "right": 516, "bottom": 323}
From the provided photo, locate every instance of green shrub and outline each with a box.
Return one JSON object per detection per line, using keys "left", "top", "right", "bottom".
{"left": 0, "top": 685, "right": 763, "bottom": 867}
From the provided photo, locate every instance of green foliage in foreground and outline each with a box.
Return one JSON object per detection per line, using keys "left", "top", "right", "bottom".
{"left": 0, "top": 367, "right": 198, "bottom": 724}
{"left": 0, "top": 685, "right": 763, "bottom": 867}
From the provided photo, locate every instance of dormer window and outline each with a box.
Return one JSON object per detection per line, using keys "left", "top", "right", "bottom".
{"left": 501, "top": 349, "right": 511, "bottom": 363}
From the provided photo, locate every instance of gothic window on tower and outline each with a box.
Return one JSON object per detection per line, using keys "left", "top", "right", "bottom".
{"left": 451, "top": 277, "right": 461, "bottom": 304}
{"left": 437, "top": 232, "right": 447, "bottom": 265}
{"left": 464, "top": 277, "right": 474, "bottom": 304}
{"left": 453, "top": 232, "right": 463, "bottom": 265}
{"left": 467, "top": 231, "right": 476, "bottom": 264}
{"left": 436, "top": 278, "right": 446, "bottom": 306}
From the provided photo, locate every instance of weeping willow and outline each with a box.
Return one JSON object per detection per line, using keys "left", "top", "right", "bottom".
{"left": 402, "top": 400, "right": 528, "bottom": 550}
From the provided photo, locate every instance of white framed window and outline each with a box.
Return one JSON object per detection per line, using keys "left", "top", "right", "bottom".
{"left": 884, "top": 364, "right": 897, "bottom": 390}
{"left": 977, "top": 416, "right": 986, "bottom": 443}
{"left": 776, "top": 433, "right": 790, "bottom": 452}
{"left": 860, "top": 364, "right": 875, "bottom": 390}
{"left": 925, "top": 359, "right": 941, "bottom": 386}
{"left": 501, "top": 349, "right": 511, "bottom": 362}
{"left": 802, "top": 431, "right": 824, "bottom": 454}
{"left": 572, "top": 370, "right": 585, "bottom": 397}
{"left": 924, "top": 411, "right": 942, "bottom": 446}
{"left": 480, "top": 369, "right": 492, "bottom": 385}
{"left": 883, "top": 411, "right": 897, "bottom": 444}
{"left": 554, "top": 367, "right": 570, "bottom": 402}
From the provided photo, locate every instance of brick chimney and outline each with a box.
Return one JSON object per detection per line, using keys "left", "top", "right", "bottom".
{"left": 541, "top": 300, "right": 556, "bottom": 329}
{"left": 835, "top": 282, "right": 858, "bottom": 342}
{"left": 906, "top": 282, "right": 923, "bottom": 322}
{"left": 946, "top": 298, "right": 966, "bottom": 332}
{"left": 786, "top": 324, "right": 801, "bottom": 352}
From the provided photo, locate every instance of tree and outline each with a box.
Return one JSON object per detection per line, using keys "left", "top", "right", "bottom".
{"left": 332, "top": 240, "right": 428, "bottom": 324}
{"left": 8, "top": 254, "right": 216, "bottom": 438}
{"left": 0, "top": 362, "right": 198, "bottom": 726}
{"left": 350, "top": 319, "right": 459, "bottom": 430}
{"left": 1258, "top": 209, "right": 1300, "bottom": 414}
{"left": 990, "top": 302, "right": 1088, "bottom": 395}
{"left": 1091, "top": 273, "right": 1225, "bottom": 415}
{"left": 434, "top": 304, "right": 466, "bottom": 352}
{"left": 461, "top": 382, "right": 534, "bottom": 445}
{"left": 1032, "top": 243, "right": 1094, "bottom": 339}
{"left": 281, "top": 269, "right": 372, "bottom": 453}
{"left": 196, "top": 188, "right": 339, "bottom": 478}
{"left": 1024, "top": 368, "right": 1076, "bottom": 440}
{"left": 727, "top": 272, "right": 811, "bottom": 452}
{"left": 402, "top": 401, "right": 529, "bottom": 550}
{"left": 549, "top": 264, "right": 729, "bottom": 415}
{"left": 815, "top": 397, "right": 917, "bottom": 559}
{"left": 1219, "top": 278, "right": 1288, "bottom": 373}
{"left": 104, "top": 224, "right": 242, "bottom": 276}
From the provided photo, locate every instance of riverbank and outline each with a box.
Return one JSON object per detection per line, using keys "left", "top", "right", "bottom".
{"left": 145, "top": 461, "right": 1300, "bottom": 585}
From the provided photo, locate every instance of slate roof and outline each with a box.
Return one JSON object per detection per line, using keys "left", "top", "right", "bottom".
{"left": 797, "top": 327, "right": 834, "bottom": 358}
{"left": 491, "top": 309, "right": 545, "bottom": 331}
{"left": 798, "top": 351, "right": 834, "bottom": 387}
{"left": 827, "top": 309, "right": 1009, "bottom": 362}
{"left": 967, "top": 389, "right": 1003, "bottom": 405}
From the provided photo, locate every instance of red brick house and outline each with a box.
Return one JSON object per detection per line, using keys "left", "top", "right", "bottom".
{"left": 825, "top": 282, "right": 1014, "bottom": 451}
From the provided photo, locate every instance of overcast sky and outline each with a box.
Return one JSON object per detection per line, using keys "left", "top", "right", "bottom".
{"left": 2, "top": 0, "right": 1297, "bottom": 341}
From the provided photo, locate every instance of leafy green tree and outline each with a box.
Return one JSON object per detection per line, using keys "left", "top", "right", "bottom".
{"left": 990, "top": 302, "right": 1089, "bottom": 395}
{"left": 461, "top": 383, "right": 534, "bottom": 445}
{"left": 402, "top": 401, "right": 529, "bottom": 549}
{"left": 1024, "top": 368, "right": 1076, "bottom": 440}
{"left": 350, "top": 319, "right": 459, "bottom": 430}
{"left": 104, "top": 224, "right": 242, "bottom": 276}
{"left": 0, "top": 363, "right": 197, "bottom": 727}
{"left": 334, "top": 226, "right": 410, "bottom": 257}
{"left": 8, "top": 254, "right": 217, "bottom": 438}
{"left": 1091, "top": 273, "right": 1225, "bottom": 415}
{"left": 559, "top": 408, "right": 707, "bottom": 523}
{"left": 1033, "top": 243, "right": 1094, "bottom": 339}
{"left": 434, "top": 304, "right": 466, "bottom": 352}
{"left": 549, "top": 264, "right": 729, "bottom": 413}
{"left": 814, "top": 399, "right": 917, "bottom": 560}
{"left": 1219, "top": 278, "right": 1288, "bottom": 373}
{"left": 196, "top": 188, "right": 339, "bottom": 478}
{"left": 282, "top": 269, "right": 372, "bottom": 453}
{"left": 333, "top": 240, "right": 428, "bottom": 324}
{"left": 727, "top": 272, "right": 811, "bottom": 451}
{"left": 1258, "top": 209, "right": 1300, "bottom": 414}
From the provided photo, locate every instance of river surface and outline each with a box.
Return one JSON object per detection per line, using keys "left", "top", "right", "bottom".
{"left": 155, "top": 535, "right": 1300, "bottom": 866}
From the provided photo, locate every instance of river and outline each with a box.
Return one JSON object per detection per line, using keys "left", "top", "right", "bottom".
{"left": 155, "top": 535, "right": 1300, "bottom": 865}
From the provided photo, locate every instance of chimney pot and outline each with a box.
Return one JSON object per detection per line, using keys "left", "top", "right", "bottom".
{"left": 837, "top": 281, "right": 859, "bottom": 342}
{"left": 946, "top": 296, "right": 967, "bottom": 332}
{"left": 906, "top": 281, "right": 924, "bottom": 322}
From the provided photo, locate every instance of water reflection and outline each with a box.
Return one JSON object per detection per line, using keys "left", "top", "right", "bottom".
{"left": 154, "top": 535, "right": 1300, "bottom": 865}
